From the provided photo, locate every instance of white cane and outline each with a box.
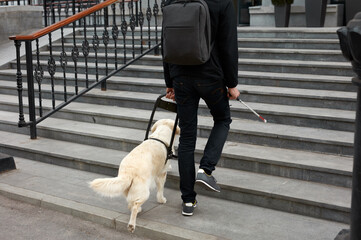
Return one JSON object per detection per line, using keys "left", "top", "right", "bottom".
{"left": 236, "top": 97, "right": 267, "bottom": 123}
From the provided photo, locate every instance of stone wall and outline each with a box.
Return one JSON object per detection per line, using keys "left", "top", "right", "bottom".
{"left": 0, "top": 6, "right": 42, "bottom": 43}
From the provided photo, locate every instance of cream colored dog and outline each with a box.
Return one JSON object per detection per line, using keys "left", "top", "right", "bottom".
{"left": 89, "top": 119, "right": 180, "bottom": 233}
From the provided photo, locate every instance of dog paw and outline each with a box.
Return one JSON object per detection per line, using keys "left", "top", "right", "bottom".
{"left": 157, "top": 196, "right": 167, "bottom": 204}
{"left": 127, "top": 224, "right": 135, "bottom": 233}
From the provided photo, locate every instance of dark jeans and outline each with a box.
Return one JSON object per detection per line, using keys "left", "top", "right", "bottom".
{"left": 173, "top": 76, "right": 232, "bottom": 203}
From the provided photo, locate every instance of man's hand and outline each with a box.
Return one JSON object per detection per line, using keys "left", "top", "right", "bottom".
{"left": 166, "top": 88, "right": 175, "bottom": 101}
{"left": 227, "top": 87, "right": 240, "bottom": 100}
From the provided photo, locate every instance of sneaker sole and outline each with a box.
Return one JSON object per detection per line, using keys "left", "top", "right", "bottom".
{"left": 195, "top": 179, "right": 221, "bottom": 192}
{"left": 182, "top": 203, "right": 197, "bottom": 216}
{"left": 182, "top": 211, "right": 194, "bottom": 216}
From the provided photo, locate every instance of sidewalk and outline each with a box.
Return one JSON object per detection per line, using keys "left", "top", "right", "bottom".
{"left": 0, "top": 194, "right": 150, "bottom": 240}
{"left": 0, "top": 157, "right": 348, "bottom": 240}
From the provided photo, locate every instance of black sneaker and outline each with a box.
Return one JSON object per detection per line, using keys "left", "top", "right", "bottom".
{"left": 182, "top": 200, "right": 197, "bottom": 216}
{"left": 195, "top": 169, "right": 221, "bottom": 192}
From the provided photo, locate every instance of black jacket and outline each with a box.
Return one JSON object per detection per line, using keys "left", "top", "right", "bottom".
{"left": 162, "top": 0, "right": 238, "bottom": 89}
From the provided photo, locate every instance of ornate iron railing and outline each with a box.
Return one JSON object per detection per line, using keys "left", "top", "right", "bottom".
{"left": 0, "top": 0, "right": 101, "bottom": 27}
{"left": 43, "top": 0, "right": 100, "bottom": 27}
{"left": 0, "top": 0, "right": 36, "bottom": 6}
{"left": 10, "top": 0, "right": 164, "bottom": 139}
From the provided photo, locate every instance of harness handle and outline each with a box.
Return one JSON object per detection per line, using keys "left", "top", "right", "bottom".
{"left": 145, "top": 94, "right": 179, "bottom": 162}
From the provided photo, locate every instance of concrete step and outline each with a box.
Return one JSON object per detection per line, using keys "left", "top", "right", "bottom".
{"left": 32, "top": 45, "right": 351, "bottom": 77}
{"left": 78, "top": 26, "right": 162, "bottom": 38}
{"left": 0, "top": 96, "right": 353, "bottom": 188}
{"left": 59, "top": 34, "right": 344, "bottom": 61}
{"left": 0, "top": 157, "right": 348, "bottom": 239}
{"left": 81, "top": 26, "right": 340, "bottom": 39}
{"left": 3, "top": 69, "right": 357, "bottom": 110}
{"left": 1, "top": 67, "right": 355, "bottom": 93}
{"left": 12, "top": 57, "right": 354, "bottom": 86}
{"left": 0, "top": 134, "right": 351, "bottom": 224}
{"left": 0, "top": 77, "right": 355, "bottom": 132}
{"left": 49, "top": 42, "right": 158, "bottom": 54}
{"left": 237, "top": 47, "right": 345, "bottom": 62}
{"left": 237, "top": 37, "right": 341, "bottom": 50}
{"left": 62, "top": 34, "right": 159, "bottom": 45}
{"left": 237, "top": 59, "right": 353, "bottom": 77}
{"left": 238, "top": 71, "right": 355, "bottom": 92}
{"left": 0, "top": 105, "right": 354, "bottom": 156}
{"left": 35, "top": 51, "right": 163, "bottom": 67}
{"left": 34, "top": 48, "right": 347, "bottom": 68}
{"left": 237, "top": 84, "right": 356, "bottom": 111}
{"left": 236, "top": 27, "right": 340, "bottom": 39}
{"left": 74, "top": 29, "right": 340, "bottom": 50}
{"left": 12, "top": 60, "right": 163, "bottom": 79}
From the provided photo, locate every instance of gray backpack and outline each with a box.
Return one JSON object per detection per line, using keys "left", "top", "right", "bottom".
{"left": 162, "top": 0, "right": 212, "bottom": 65}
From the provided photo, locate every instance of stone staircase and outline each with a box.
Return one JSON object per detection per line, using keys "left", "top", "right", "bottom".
{"left": 0, "top": 26, "right": 355, "bottom": 237}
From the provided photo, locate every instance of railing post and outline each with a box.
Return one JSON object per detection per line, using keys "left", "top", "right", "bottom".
{"left": 77, "top": 0, "right": 81, "bottom": 15}
{"left": 104, "top": 4, "right": 109, "bottom": 26}
{"left": 101, "top": 6, "right": 109, "bottom": 91}
{"left": 130, "top": 0, "right": 135, "bottom": 58}
{"left": 25, "top": 41, "right": 37, "bottom": 139}
{"left": 153, "top": 0, "right": 159, "bottom": 55}
{"left": 43, "top": 0, "right": 48, "bottom": 27}
{"left": 135, "top": 1, "right": 138, "bottom": 26}
{"left": 14, "top": 40, "right": 26, "bottom": 128}
{"left": 51, "top": 0, "right": 56, "bottom": 24}
{"left": 72, "top": 0, "right": 75, "bottom": 15}
{"left": 139, "top": 0, "right": 144, "bottom": 54}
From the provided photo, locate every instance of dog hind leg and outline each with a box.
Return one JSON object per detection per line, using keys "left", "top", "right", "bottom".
{"left": 127, "top": 185, "right": 150, "bottom": 233}
{"left": 156, "top": 171, "right": 167, "bottom": 204}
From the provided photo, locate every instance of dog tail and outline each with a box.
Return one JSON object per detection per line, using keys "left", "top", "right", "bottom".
{"left": 89, "top": 175, "right": 132, "bottom": 197}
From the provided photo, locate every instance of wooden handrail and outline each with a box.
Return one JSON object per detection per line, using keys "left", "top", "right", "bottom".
{"left": 9, "top": 0, "right": 138, "bottom": 41}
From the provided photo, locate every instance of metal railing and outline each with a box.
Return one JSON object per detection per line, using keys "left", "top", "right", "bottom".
{"left": 0, "top": 0, "right": 35, "bottom": 6}
{"left": 0, "top": 0, "right": 101, "bottom": 27}
{"left": 43, "top": 0, "right": 101, "bottom": 27}
{"left": 10, "top": 0, "right": 164, "bottom": 139}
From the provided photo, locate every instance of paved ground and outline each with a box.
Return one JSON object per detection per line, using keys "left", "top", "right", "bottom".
{"left": 0, "top": 157, "right": 350, "bottom": 240}
{"left": 0, "top": 194, "right": 150, "bottom": 240}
